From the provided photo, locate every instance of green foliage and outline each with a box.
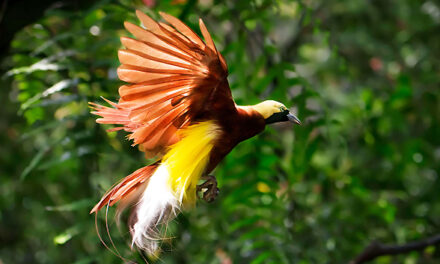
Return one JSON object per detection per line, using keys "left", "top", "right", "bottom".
{"left": 1, "top": 0, "right": 439, "bottom": 263}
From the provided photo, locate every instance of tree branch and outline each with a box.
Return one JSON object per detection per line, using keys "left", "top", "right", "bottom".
{"left": 350, "top": 233, "right": 440, "bottom": 264}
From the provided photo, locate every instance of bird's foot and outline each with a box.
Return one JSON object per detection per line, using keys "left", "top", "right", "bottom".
{"left": 197, "top": 175, "right": 219, "bottom": 203}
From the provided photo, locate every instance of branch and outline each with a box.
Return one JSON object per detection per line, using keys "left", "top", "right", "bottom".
{"left": 350, "top": 233, "right": 440, "bottom": 264}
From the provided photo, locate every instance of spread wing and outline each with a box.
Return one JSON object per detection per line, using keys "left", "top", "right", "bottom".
{"left": 90, "top": 11, "right": 233, "bottom": 158}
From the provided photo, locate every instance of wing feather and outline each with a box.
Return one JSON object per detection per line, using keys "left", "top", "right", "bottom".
{"left": 91, "top": 11, "right": 232, "bottom": 158}
{"left": 159, "top": 12, "right": 205, "bottom": 48}
{"left": 124, "top": 22, "right": 186, "bottom": 57}
{"left": 120, "top": 37, "right": 193, "bottom": 66}
{"left": 119, "top": 81, "right": 192, "bottom": 102}
{"left": 199, "top": 18, "right": 217, "bottom": 54}
{"left": 118, "top": 49, "right": 201, "bottom": 72}
{"left": 117, "top": 64, "right": 175, "bottom": 83}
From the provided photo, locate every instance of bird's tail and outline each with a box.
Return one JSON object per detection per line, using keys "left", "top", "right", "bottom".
{"left": 91, "top": 121, "right": 219, "bottom": 255}
{"left": 90, "top": 164, "right": 158, "bottom": 215}
{"left": 91, "top": 163, "right": 176, "bottom": 256}
{"left": 128, "top": 163, "right": 180, "bottom": 255}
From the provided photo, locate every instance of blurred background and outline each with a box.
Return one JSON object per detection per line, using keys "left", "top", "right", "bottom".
{"left": 1, "top": 0, "right": 440, "bottom": 263}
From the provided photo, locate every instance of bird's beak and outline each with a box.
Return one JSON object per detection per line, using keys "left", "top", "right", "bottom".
{"left": 287, "top": 113, "right": 301, "bottom": 125}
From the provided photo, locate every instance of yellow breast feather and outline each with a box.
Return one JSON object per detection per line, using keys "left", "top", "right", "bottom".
{"left": 162, "top": 121, "right": 220, "bottom": 206}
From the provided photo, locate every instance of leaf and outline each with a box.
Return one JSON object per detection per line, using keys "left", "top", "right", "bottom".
{"left": 37, "top": 94, "right": 81, "bottom": 107}
{"left": 6, "top": 63, "right": 62, "bottom": 76}
{"left": 251, "top": 251, "right": 272, "bottom": 264}
{"left": 45, "top": 199, "right": 93, "bottom": 212}
{"left": 73, "top": 257, "right": 96, "bottom": 264}
{"left": 6, "top": 50, "right": 75, "bottom": 76}
{"left": 20, "top": 79, "right": 78, "bottom": 111}
{"left": 38, "top": 146, "right": 94, "bottom": 170}
{"left": 21, "top": 119, "right": 64, "bottom": 140}
{"left": 53, "top": 224, "right": 82, "bottom": 245}
{"left": 229, "top": 215, "right": 260, "bottom": 232}
{"left": 31, "top": 32, "right": 75, "bottom": 56}
{"left": 239, "top": 227, "right": 271, "bottom": 241}
{"left": 20, "top": 146, "right": 50, "bottom": 180}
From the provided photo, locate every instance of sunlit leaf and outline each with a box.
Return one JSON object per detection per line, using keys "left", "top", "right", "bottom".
{"left": 53, "top": 224, "right": 82, "bottom": 245}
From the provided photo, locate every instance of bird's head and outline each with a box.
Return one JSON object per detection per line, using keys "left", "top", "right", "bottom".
{"left": 253, "top": 100, "right": 301, "bottom": 125}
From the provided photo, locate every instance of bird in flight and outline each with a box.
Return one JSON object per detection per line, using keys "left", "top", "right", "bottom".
{"left": 90, "top": 10, "right": 301, "bottom": 255}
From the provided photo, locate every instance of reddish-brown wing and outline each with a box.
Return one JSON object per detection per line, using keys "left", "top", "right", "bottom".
{"left": 91, "top": 11, "right": 232, "bottom": 158}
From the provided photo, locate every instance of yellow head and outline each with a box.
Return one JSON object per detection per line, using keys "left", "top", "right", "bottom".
{"left": 252, "top": 100, "right": 301, "bottom": 125}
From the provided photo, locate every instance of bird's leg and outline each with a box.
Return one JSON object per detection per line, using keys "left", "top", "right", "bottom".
{"left": 196, "top": 175, "right": 219, "bottom": 203}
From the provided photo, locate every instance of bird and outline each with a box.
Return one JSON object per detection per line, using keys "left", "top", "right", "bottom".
{"left": 89, "top": 10, "right": 301, "bottom": 256}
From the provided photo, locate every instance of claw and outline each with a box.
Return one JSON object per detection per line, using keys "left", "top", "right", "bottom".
{"left": 197, "top": 175, "right": 219, "bottom": 203}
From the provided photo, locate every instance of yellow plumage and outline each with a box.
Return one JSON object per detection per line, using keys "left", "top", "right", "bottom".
{"left": 162, "top": 121, "right": 220, "bottom": 206}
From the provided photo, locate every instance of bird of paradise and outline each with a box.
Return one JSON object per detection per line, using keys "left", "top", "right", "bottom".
{"left": 90, "top": 10, "right": 301, "bottom": 255}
